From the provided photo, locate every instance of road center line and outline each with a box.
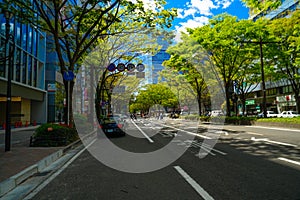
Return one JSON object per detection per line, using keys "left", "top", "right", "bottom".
{"left": 278, "top": 157, "right": 300, "bottom": 166}
{"left": 174, "top": 166, "right": 214, "bottom": 200}
{"left": 131, "top": 119, "right": 154, "bottom": 143}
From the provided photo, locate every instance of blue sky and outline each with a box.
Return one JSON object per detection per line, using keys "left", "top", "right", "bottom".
{"left": 132, "top": 0, "right": 250, "bottom": 41}
{"left": 164, "top": 0, "right": 250, "bottom": 41}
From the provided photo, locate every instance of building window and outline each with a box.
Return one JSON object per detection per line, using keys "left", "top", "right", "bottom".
{"left": 28, "top": 56, "right": 32, "bottom": 85}
{"left": 16, "top": 20, "right": 21, "bottom": 46}
{"left": 28, "top": 26, "right": 32, "bottom": 54}
{"left": 22, "top": 52, "right": 27, "bottom": 84}
{"left": 15, "top": 48, "right": 21, "bottom": 82}
{"left": 22, "top": 24, "right": 27, "bottom": 50}
{"left": 0, "top": 37, "right": 5, "bottom": 77}
{"left": 33, "top": 30, "right": 37, "bottom": 57}
{"left": 33, "top": 58, "right": 37, "bottom": 87}
{"left": 277, "top": 86, "right": 283, "bottom": 94}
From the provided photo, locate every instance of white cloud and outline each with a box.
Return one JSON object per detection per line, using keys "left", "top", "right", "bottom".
{"left": 189, "top": 0, "right": 218, "bottom": 16}
{"left": 174, "top": 0, "right": 235, "bottom": 42}
{"left": 174, "top": 16, "right": 209, "bottom": 42}
{"left": 215, "top": 0, "right": 234, "bottom": 9}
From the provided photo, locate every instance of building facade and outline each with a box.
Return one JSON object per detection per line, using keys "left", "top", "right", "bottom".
{"left": 0, "top": 9, "right": 48, "bottom": 126}
{"left": 243, "top": 0, "right": 300, "bottom": 115}
{"left": 151, "top": 36, "right": 170, "bottom": 84}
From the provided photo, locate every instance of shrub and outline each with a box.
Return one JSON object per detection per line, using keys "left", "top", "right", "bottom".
{"left": 31, "top": 123, "right": 79, "bottom": 147}
{"left": 224, "top": 116, "right": 257, "bottom": 125}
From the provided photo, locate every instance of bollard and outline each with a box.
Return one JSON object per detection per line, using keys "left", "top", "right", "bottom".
{"left": 33, "top": 120, "right": 36, "bottom": 126}
{"left": 2, "top": 122, "right": 5, "bottom": 130}
{"left": 25, "top": 121, "right": 28, "bottom": 127}
{"left": 15, "top": 121, "right": 18, "bottom": 128}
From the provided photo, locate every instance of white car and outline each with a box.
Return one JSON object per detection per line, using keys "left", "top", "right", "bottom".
{"left": 278, "top": 111, "right": 300, "bottom": 118}
{"left": 257, "top": 111, "right": 278, "bottom": 118}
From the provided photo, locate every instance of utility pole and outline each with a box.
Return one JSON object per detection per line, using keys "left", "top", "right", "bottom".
{"left": 241, "top": 37, "right": 279, "bottom": 118}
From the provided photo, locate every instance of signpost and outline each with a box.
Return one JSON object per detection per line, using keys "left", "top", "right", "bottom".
{"left": 63, "top": 70, "right": 75, "bottom": 125}
{"left": 127, "top": 63, "right": 135, "bottom": 72}
{"left": 117, "top": 63, "right": 125, "bottom": 72}
{"left": 136, "top": 63, "right": 145, "bottom": 72}
{"left": 107, "top": 63, "right": 116, "bottom": 72}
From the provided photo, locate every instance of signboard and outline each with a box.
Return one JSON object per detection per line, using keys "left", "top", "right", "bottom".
{"left": 127, "top": 72, "right": 135, "bottom": 76}
{"left": 127, "top": 63, "right": 135, "bottom": 72}
{"left": 63, "top": 70, "right": 75, "bottom": 81}
{"left": 0, "top": 97, "right": 21, "bottom": 102}
{"left": 136, "top": 63, "right": 145, "bottom": 72}
{"left": 245, "top": 99, "right": 255, "bottom": 105}
{"left": 47, "top": 83, "right": 56, "bottom": 92}
{"left": 136, "top": 72, "right": 145, "bottom": 78}
{"left": 117, "top": 63, "right": 126, "bottom": 72}
{"left": 55, "top": 71, "right": 64, "bottom": 84}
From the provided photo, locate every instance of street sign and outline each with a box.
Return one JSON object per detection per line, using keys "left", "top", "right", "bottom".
{"left": 127, "top": 63, "right": 135, "bottom": 72}
{"left": 245, "top": 100, "right": 255, "bottom": 105}
{"left": 107, "top": 63, "right": 116, "bottom": 72}
{"left": 117, "top": 63, "right": 126, "bottom": 72}
{"left": 136, "top": 72, "right": 145, "bottom": 78}
{"left": 136, "top": 63, "right": 145, "bottom": 72}
{"left": 47, "top": 83, "right": 56, "bottom": 92}
{"left": 63, "top": 70, "right": 74, "bottom": 81}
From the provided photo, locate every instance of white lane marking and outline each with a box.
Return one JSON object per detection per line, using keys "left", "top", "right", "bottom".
{"left": 278, "top": 157, "right": 300, "bottom": 166}
{"left": 246, "top": 126, "right": 300, "bottom": 132}
{"left": 251, "top": 137, "right": 297, "bottom": 147}
{"left": 158, "top": 123, "right": 212, "bottom": 139}
{"left": 247, "top": 132, "right": 263, "bottom": 136}
{"left": 174, "top": 166, "right": 214, "bottom": 200}
{"left": 191, "top": 141, "right": 227, "bottom": 156}
{"left": 131, "top": 119, "right": 154, "bottom": 143}
{"left": 24, "top": 139, "right": 97, "bottom": 200}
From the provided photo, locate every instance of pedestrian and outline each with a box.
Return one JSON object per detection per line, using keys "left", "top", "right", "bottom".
{"left": 159, "top": 113, "right": 163, "bottom": 120}
{"left": 57, "top": 112, "right": 62, "bottom": 122}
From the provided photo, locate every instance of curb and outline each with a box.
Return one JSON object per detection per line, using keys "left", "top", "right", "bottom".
{"left": 0, "top": 129, "right": 96, "bottom": 197}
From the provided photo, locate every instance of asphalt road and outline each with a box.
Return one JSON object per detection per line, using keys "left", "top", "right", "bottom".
{"left": 12, "top": 119, "right": 300, "bottom": 199}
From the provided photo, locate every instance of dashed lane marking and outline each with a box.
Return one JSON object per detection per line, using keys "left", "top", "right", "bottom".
{"left": 174, "top": 166, "right": 214, "bottom": 200}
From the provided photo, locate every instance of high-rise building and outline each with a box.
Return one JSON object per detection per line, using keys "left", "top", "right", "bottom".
{"left": 151, "top": 36, "right": 170, "bottom": 84}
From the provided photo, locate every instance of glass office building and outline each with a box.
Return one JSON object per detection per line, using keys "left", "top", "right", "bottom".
{"left": 0, "top": 11, "right": 47, "bottom": 126}
{"left": 151, "top": 36, "right": 170, "bottom": 84}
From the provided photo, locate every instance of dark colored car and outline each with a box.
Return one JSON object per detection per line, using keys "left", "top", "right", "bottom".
{"left": 98, "top": 115, "right": 126, "bottom": 137}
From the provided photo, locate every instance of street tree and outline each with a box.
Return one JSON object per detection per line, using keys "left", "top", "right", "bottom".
{"left": 163, "top": 33, "right": 214, "bottom": 115}
{"left": 189, "top": 14, "right": 260, "bottom": 116}
{"left": 130, "top": 84, "right": 178, "bottom": 114}
{"left": 7, "top": 0, "right": 177, "bottom": 126}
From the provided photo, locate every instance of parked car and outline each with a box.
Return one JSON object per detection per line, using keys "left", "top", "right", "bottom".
{"left": 277, "top": 111, "right": 300, "bottom": 118}
{"left": 98, "top": 115, "right": 126, "bottom": 137}
{"left": 257, "top": 111, "right": 278, "bottom": 118}
{"left": 210, "top": 110, "right": 224, "bottom": 117}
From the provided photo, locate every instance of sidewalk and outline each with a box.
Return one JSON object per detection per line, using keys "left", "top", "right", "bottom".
{"left": 0, "top": 126, "right": 63, "bottom": 182}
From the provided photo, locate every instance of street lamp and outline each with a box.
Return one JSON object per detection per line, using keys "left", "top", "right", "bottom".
{"left": 3, "top": 7, "right": 13, "bottom": 152}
